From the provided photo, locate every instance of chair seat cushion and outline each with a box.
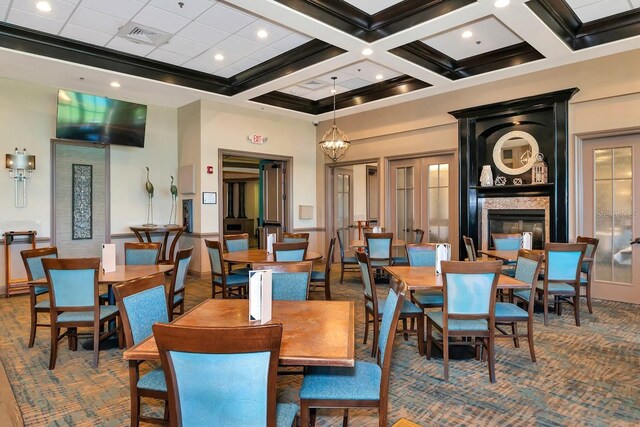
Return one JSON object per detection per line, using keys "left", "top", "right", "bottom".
{"left": 367, "top": 298, "right": 422, "bottom": 316}
{"left": 99, "top": 292, "right": 109, "bottom": 301}
{"left": 214, "top": 274, "right": 249, "bottom": 286}
{"left": 513, "top": 290, "right": 531, "bottom": 302}
{"left": 173, "top": 294, "right": 184, "bottom": 305}
{"left": 57, "top": 305, "right": 119, "bottom": 323}
{"left": 137, "top": 367, "right": 167, "bottom": 392}
{"left": 276, "top": 403, "right": 299, "bottom": 427}
{"left": 370, "top": 260, "right": 390, "bottom": 267}
{"left": 35, "top": 299, "right": 50, "bottom": 309}
{"left": 299, "top": 361, "right": 381, "bottom": 401}
{"left": 427, "top": 312, "right": 488, "bottom": 331}
{"left": 392, "top": 257, "right": 408, "bottom": 265}
{"left": 342, "top": 256, "right": 358, "bottom": 264}
{"left": 310, "top": 270, "right": 325, "bottom": 282}
{"left": 580, "top": 276, "right": 589, "bottom": 285}
{"left": 536, "top": 281, "right": 576, "bottom": 293}
{"left": 495, "top": 302, "right": 528, "bottom": 319}
{"left": 230, "top": 267, "right": 250, "bottom": 276}
{"left": 33, "top": 286, "right": 49, "bottom": 296}
{"left": 412, "top": 291, "right": 443, "bottom": 307}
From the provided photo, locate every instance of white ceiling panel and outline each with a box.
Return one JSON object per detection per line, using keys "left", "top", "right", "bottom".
{"left": 633, "top": 0, "right": 640, "bottom": 7}
{"left": 60, "top": 23, "right": 112, "bottom": 46}
{"left": 339, "top": 77, "right": 373, "bottom": 90}
{"left": 106, "top": 36, "right": 156, "bottom": 57}
{"left": 132, "top": 5, "right": 191, "bottom": 34}
{"left": 0, "top": 6, "right": 8, "bottom": 20}
{"left": 7, "top": 9, "right": 65, "bottom": 34}
{"left": 196, "top": 2, "right": 255, "bottom": 34}
{"left": 280, "top": 85, "right": 312, "bottom": 97}
{"left": 149, "top": 0, "right": 215, "bottom": 20}
{"left": 146, "top": 48, "right": 191, "bottom": 66}
{"left": 235, "top": 19, "right": 291, "bottom": 46}
{"left": 12, "top": 0, "right": 75, "bottom": 23}
{"left": 0, "top": 0, "right": 10, "bottom": 6}
{"left": 68, "top": 7, "right": 127, "bottom": 36}
{"left": 565, "top": 0, "right": 636, "bottom": 22}
{"left": 177, "top": 21, "right": 229, "bottom": 46}
{"left": 248, "top": 47, "right": 282, "bottom": 62}
{"left": 269, "top": 33, "right": 311, "bottom": 51}
{"left": 214, "top": 35, "right": 263, "bottom": 57}
{"left": 422, "top": 16, "right": 522, "bottom": 60}
{"left": 343, "top": 0, "right": 405, "bottom": 15}
{"left": 81, "top": 0, "right": 145, "bottom": 21}
{"left": 160, "top": 35, "right": 208, "bottom": 57}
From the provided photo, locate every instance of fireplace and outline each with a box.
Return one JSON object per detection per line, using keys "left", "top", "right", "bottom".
{"left": 488, "top": 209, "right": 545, "bottom": 249}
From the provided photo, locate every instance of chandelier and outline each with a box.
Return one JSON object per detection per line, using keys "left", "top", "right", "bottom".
{"left": 319, "top": 77, "right": 350, "bottom": 162}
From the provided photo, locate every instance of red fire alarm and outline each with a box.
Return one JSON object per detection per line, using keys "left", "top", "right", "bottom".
{"left": 207, "top": 166, "right": 213, "bottom": 174}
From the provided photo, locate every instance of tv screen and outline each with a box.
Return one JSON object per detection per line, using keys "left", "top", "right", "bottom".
{"left": 56, "top": 90, "right": 147, "bottom": 147}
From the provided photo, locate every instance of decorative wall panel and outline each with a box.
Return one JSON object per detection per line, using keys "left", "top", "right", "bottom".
{"left": 72, "top": 164, "right": 92, "bottom": 240}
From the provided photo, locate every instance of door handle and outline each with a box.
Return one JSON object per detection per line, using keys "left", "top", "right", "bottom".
{"left": 631, "top": 238, "right": 640, "bottom": 245}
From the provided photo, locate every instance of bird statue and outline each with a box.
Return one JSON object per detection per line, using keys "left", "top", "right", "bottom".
{"left": 170, "top": 176, "right": 177, "bottom": 201}
{"left": 145, "top": 166, "right": 154, "bottom": 198}
{"left": 168, "top": 175, "right": 178, "bottom": 225}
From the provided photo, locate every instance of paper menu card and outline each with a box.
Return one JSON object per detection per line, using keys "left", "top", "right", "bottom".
{"left": 522, "top": 232, "right": 533, "bottom": 250}
{"left": 266, "top": 233, "right": 276, "bottom": 254}
{"left": 435, "top": 243, "right": 451, "bottom": 275}
{"left": 249, "top": 269, "right": 272, "bottom": 324}
{"left": 102, "top": 244, "right": 116, "bottom": 273}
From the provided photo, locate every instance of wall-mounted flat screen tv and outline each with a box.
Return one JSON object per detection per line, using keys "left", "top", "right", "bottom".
{"left": 56, "top": 90, "right": 147, "bottom": 147}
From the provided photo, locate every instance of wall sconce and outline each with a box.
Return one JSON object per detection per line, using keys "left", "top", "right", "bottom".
{"left": 6, "top": 148, "right": 36, "bottom": 208}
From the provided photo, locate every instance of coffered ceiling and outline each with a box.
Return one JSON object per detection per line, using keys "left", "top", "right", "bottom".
{"left": 0, "top": 0, "right": 638, "bottom": 120}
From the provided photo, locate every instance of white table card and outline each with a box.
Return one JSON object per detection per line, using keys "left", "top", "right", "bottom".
{"left": 266, "top": 233, "right": 276, "bottom": 254}
{"left": 102, "top": 244, "right": 116, "bottom": 273}
{"left": 435, "top": 243, "right": 451, "bottom": 274}
{"left": 249, "top": 269, "right": 272, "bottom": 324}
{"left": 522, "top": 232, "right": 533, "bottom": 250}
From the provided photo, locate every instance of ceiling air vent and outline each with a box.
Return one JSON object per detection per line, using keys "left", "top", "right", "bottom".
{"left": 117, "top": 22, "right": 171, "bottom": 47}
{"left": 302, "top": 80, "right": 325, "bottom": 89}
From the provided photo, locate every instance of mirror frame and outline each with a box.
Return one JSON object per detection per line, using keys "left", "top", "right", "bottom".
{"left": 492, "top": 131, "right": 539, "bottom": 175}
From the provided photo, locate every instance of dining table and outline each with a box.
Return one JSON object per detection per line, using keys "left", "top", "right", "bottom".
{"left": 123, "top": 299, "right": 355, "bottom": 367}
{"left": 350, "top": 239, "right": 406, "bottom": 249}
{"left": 223, "top": 248, "right": 323, "bottom": 265}
{"left": 383, "top": 265, "right": 530, "bottom": 290}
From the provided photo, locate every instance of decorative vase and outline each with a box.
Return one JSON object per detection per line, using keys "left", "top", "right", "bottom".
{"left": 480, "top": 165, "right": 493, "bottom": 187}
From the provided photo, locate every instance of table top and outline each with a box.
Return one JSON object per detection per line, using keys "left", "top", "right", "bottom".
{"left": 29, "top": 264, "right": 173, "bottom": 285}
{"left": 123, "top": 299, "right": 355, "bottom": 367}
{"left": 478, "top": 249, "right": 592, "bottom": 264}
{"left": 384, "top": 266, "right": 529, "bottom": 290}
{"left": 223, "top": 249, "right": 323, "bottom": 264}
{"left": 130, "top": 225, "right": 185, "bottom": 232}
{"left": 350, "top": 239, "right": 406, "bottom": 248}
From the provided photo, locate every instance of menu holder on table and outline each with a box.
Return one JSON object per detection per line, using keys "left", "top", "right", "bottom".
{"left": 266, "top": 233, "right": 276, "bottom": 254}
{"left": 249, "top": 269, "right": 272, "bottom": 324}
{"left": 522, "top": 232, "right": 533, "bottom": 250}
{"left": 102, "top": 243, "right": 116, "bottom": 273}
{"left": 435, "top": 243, "right": 451, "bottom": 274}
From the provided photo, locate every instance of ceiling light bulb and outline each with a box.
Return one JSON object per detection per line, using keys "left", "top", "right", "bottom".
{"left": 36, "top": 1, "right": 52, "bottom": 12}
{"left": 331, "top": 89, "right": 337, "bottom": 94}
{"left": 257, "top": 29, "right": 268, "bottom": 39}
{"left": 110, "top": 82, "right": 120, "bottom": 88}
{"left": 462, "top": 31, "right": 473, "bottom": 39}
{"left": 214, "top": 53, "right": 224, "bottom": 61}
{"left": 361, "top": 48, "right": 373, "bottom": 56}
{"left": 375, "top": 74, "right": 383, "bottom": 80}
{"left": 494, "top": 0, "right": 510, "bottom": 7}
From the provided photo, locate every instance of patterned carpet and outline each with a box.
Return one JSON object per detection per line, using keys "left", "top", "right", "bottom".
{"left": 0, "top": 268, "right": 638, "bottom": 426}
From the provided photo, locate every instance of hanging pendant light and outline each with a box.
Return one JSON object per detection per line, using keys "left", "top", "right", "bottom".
{"left": 319, "top": 77, "right": 350, "bottom": 162}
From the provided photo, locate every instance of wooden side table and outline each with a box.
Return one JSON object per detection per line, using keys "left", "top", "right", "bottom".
{"left": 130, "top": 225, "right": 186, "bottom": 264}
{"left": 3, "top": 230, "right": 37, "bottom": 297}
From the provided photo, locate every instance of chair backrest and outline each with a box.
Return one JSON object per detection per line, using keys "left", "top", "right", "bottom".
{"left": 273, "top": 241, "right": 308, "bottom": 262}
{"left": 514, "top": 249, "right": 544, "bottom": 313}
{"left": 355, "top": 251, "right": 378, "bottom": 308}
{"left": 406, "top": 243, "right": 437, "bottom": 266}
{"left": 336, "top": 231, "right": 347, "bottom": 260}
{"left": 124, "top": 242, "right": 161, "bottom": 265}
{"left": 462, "top": 235, "right": 477, "bottom": 261}
{"left": 492, "top": 233, "right": 521, "bottom": 250}
{"left": 282, "top": 232, "right": 309, "bottom": 243}
{"left": 205, "top": 240, "right": 224, "bottom": 277}
{"left": 42, "top": 258, "right": 100, "bottom": 313}
{"left": 413, "top": 229, "right": 425, "bottom": 244}
{"left": 224, "top": 233, "right": 249, "bottom": 252}
{"left": 252, "top": 262, "right": 312, "bottom": 301}
{"left": 154, "top": 323, "right": 283, "bottom": 427}
{"left": 576, "top": 236, "right": 599, "bottom": 274}
{"left": 365, "top": 232, "right": 393, "bottom": 264}
{"left": 544, "top": 242, "right": 586, "bottom": 284}
{"left": 324, "top": 237, "right": 336, "bottom": 278}
{"left": 21, "top": 246, "right": 58, "bottom": 281}
{"left": 441, "top": 261, "right": 502, "bottom": 324}
{"left": 168, "top": 247, "right": 193, "bottom": 307}
{"left": 113, "top": 274, "right": 169, "bottom": 348}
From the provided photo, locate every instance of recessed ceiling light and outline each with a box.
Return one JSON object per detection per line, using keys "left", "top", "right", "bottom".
{"left": 257, "top": 29, "right": 268, "bottom": 39}
{"left": 494, "top": 0, "right": 510, "bottom": 7}
{"left": 36, "top": 1, "right": 52, "bottom": 12}
{"left": 331, "top": 88, "right": 337, "bottom": 94}
{"left": 462, "top": 31, "right": 473, "bottom": 39}
{"left": 362, "top": 48, "right": 373, "bottom": 56}
{"left": 110, "top": 82, "right": 120, "bottom": 88}
{"left": 214, "top": 53, "right": 224, "bottom": 61}
{"left": 375, "top": 74, "right": 383, "bottom": 80}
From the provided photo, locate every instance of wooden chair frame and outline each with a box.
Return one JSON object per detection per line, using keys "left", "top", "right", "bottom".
{"left": 21, "top": 246, "right": 58, "bottom": 348}
{"left": 576, "top": 236, "right": 599, "bottom": 314}
{"left": 364, "top": 232, "right": 394, "bottom": 266}
{"left": 336, "top": 231, "right": 358, "bottom": 284}
{"left": 167, "top": 247, "right": 193, "bottom": 321}
{"left": 272, "top": 241, "right": 308, "bottom": 262}
{"left": 462, "top": 235, "right": 478, "bottom": 261}
{"left": 223, "top": 233, "right": 250, "bottom": 274}
{"left": 283, "top": 232, "right": 310, "bottom": 242}
{"left": 205, "top": 240, "right": 247, "bottom": 299}
{"left": 124, "top": 242, "right": 162, "bottom": 265}
{"left": 253, "top": 261, "right": 313, "bottom": 301}
{"left": 310, "top": 237, "right": 335, "bottom": 300}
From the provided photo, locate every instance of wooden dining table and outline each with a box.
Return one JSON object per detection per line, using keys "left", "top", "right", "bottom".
{"left": 123, "top": 299, "right": 355, "bottom": 367}
{"left": 350, "top": 239, "right": 406, "bottom": 249}
{"left": 383, "top": 266, "right": 530, "bottom": 290}
{"left": 223, "top": 249, "right": 323, "bottom": 265}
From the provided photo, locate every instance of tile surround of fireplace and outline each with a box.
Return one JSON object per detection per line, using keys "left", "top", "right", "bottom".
{"left": 481, "top": 197, "right": 549, "bottom": 250}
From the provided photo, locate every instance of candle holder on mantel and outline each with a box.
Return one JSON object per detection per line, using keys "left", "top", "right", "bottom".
{"left": 531, "top": 153, "right": 548, "bottom": 184}
{"left": 480, "top": 165, "right": 493, "bottom": 187}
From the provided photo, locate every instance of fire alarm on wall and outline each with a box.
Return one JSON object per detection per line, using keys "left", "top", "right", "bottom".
{"left": 207, "top": 166, "right": 213, "bottom": 174}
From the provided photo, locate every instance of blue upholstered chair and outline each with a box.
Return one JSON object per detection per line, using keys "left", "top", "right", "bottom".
{"left": 124, "top": 242, "right": 161, "bottom": 265}
{"left": 21, "top": 246, "right": 58, "bottom": 348}
{"left": 42, "top": 257, "right": 120, "bottom": 369}
{"left": 495, "top": 250, "right": 543, "bottom": 362}
{"left": 206, "top": 240, "right": 248, "bottom": 299}
{"left": 406, "top": 243, "right": 444, "bottom": 312}
{"left": 310, "top": 237, "right": 335, "bottom": 300}
{"left": 392, "top": 229, "right": 424, "bottom": 265}
{"left": 153, "top": 323, "right": 298, "bottom": 427}
{"left": 576, "top": 236, "right": 599, "bottom": 314}
{"left": 336, "top": 231, "right": 358, "bottom": 284}
{"left": 253, "top": 262, "right": 312, "bottom": 301}
{"left": 426, "top": 261, "right": 502, "bottom": 382}
{"left": 534, "top": 242, "right": 586, "bottom": 326}
{"left": 492, "top": 233, "right": 521, "bottom": 250}
{"left": 113, "top": 274, "right": 170, "bottom": 426}
{"left": 365, "top": 232, "right": 393, "bottom": 267}
{"left": 356, "top": 251, "right": 424, "bottom": 357}
{"left": 167, "top": 247, "right": 193, "bottom": 321}
{"left": 462, "top": 235, "right": 478, "bottom": 261}
{"left": 273, "top": 241, "right": 308, "bottom": 262}
{"left": 283, "top": 232, "right": 309, "bottom": 243}
{"left": 298, "top": 281, "right": 407, "bottom": 427}
{"left": 224, "top": 233, "right": 251, "bottom": 276}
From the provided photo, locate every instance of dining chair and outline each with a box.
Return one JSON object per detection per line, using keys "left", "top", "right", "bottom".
{"left": 426, "top": 261, "right": 502, "bottom": 382}
{"left": 298, "top": 281, "right": 406, "bottom": 427}
{"left": 392, "top": 229, "right": 425, "bottom": 265}
{"left": 356, "top": 251, "right": 423, "bottom": 357}
{"left": 20, "top": 246, "right": 58, "bottom": 348}
{"left": 492, "top": 233, "right": 521, "bottom": 250}
{"left": 273, "top": 241, "right": 308, "bottom": 262}
{"left": 153, "top": 323, "right": 298, "bottom": 427}
{"left": 336, "top": 231, "right": 358, "bottom": 284}
{"left": 462, "top": 235, "right": 478, "bottom": 261}
{"left": 365, "top": 232, "right": 393, "bottom": 267}
{"left": 576, "top": 236, "right": 599, "bottom": 314}
{"left": 495, "top": 250, "right": 543, "bottom": 362}
{"left": 405, "top": 244, "right": 443, "bottom": 312}
{"left": 206, "top": 240, "right": 249, "bottom": 299}
{"left": 224, "top": 233, "right": 251, "bottom": 276}
{"left": 167, "top": 247, "right": 193, "bottom": 321}
{"left": 535, "top": 242, "right": 586, "bottom": 326}
{"left": 124, "top": 242, "right": 162, "bottom": 265}
{"left": 253, "top": 261, "right": 312, "bottom": 301}
{"left": 283, "top": 232, "right": 309, "bottom": 243}
{"left": 113, "top": 273, "right": 170, "bottom": 426}
{"left": 42, "top": 257, "right": 120, "bottom": 369}
{"left": 310, "top": 237, "right": 335, "bottom": 300}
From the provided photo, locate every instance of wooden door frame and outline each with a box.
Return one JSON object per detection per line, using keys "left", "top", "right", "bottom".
{"left": 50, "top": 139, "right": 111, "bottom": 246}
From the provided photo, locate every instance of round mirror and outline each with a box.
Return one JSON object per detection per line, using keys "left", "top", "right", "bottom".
{"left": 492, "top": 131, "right": 539, "bottom": 175}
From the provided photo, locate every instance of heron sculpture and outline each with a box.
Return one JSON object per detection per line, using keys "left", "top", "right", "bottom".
{"left": 168, "top": 176, "right": 178, "bottom": 225}
{"left": 145, "top": 166, "right": 154, "bottom": 198}
{"left": 144, "top": 166, "right": 156, "bottom": 226}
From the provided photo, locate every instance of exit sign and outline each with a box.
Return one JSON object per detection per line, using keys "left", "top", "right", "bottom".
{"left": 248, "top": 134, "right": 268, "bottom": 144}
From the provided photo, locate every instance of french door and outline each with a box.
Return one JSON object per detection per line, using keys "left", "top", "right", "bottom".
{"left": 333, "top": 168, "right": 354, "bottom": 262}
{"left": 581, "top": 134, "right": 639, "bottom": 303}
